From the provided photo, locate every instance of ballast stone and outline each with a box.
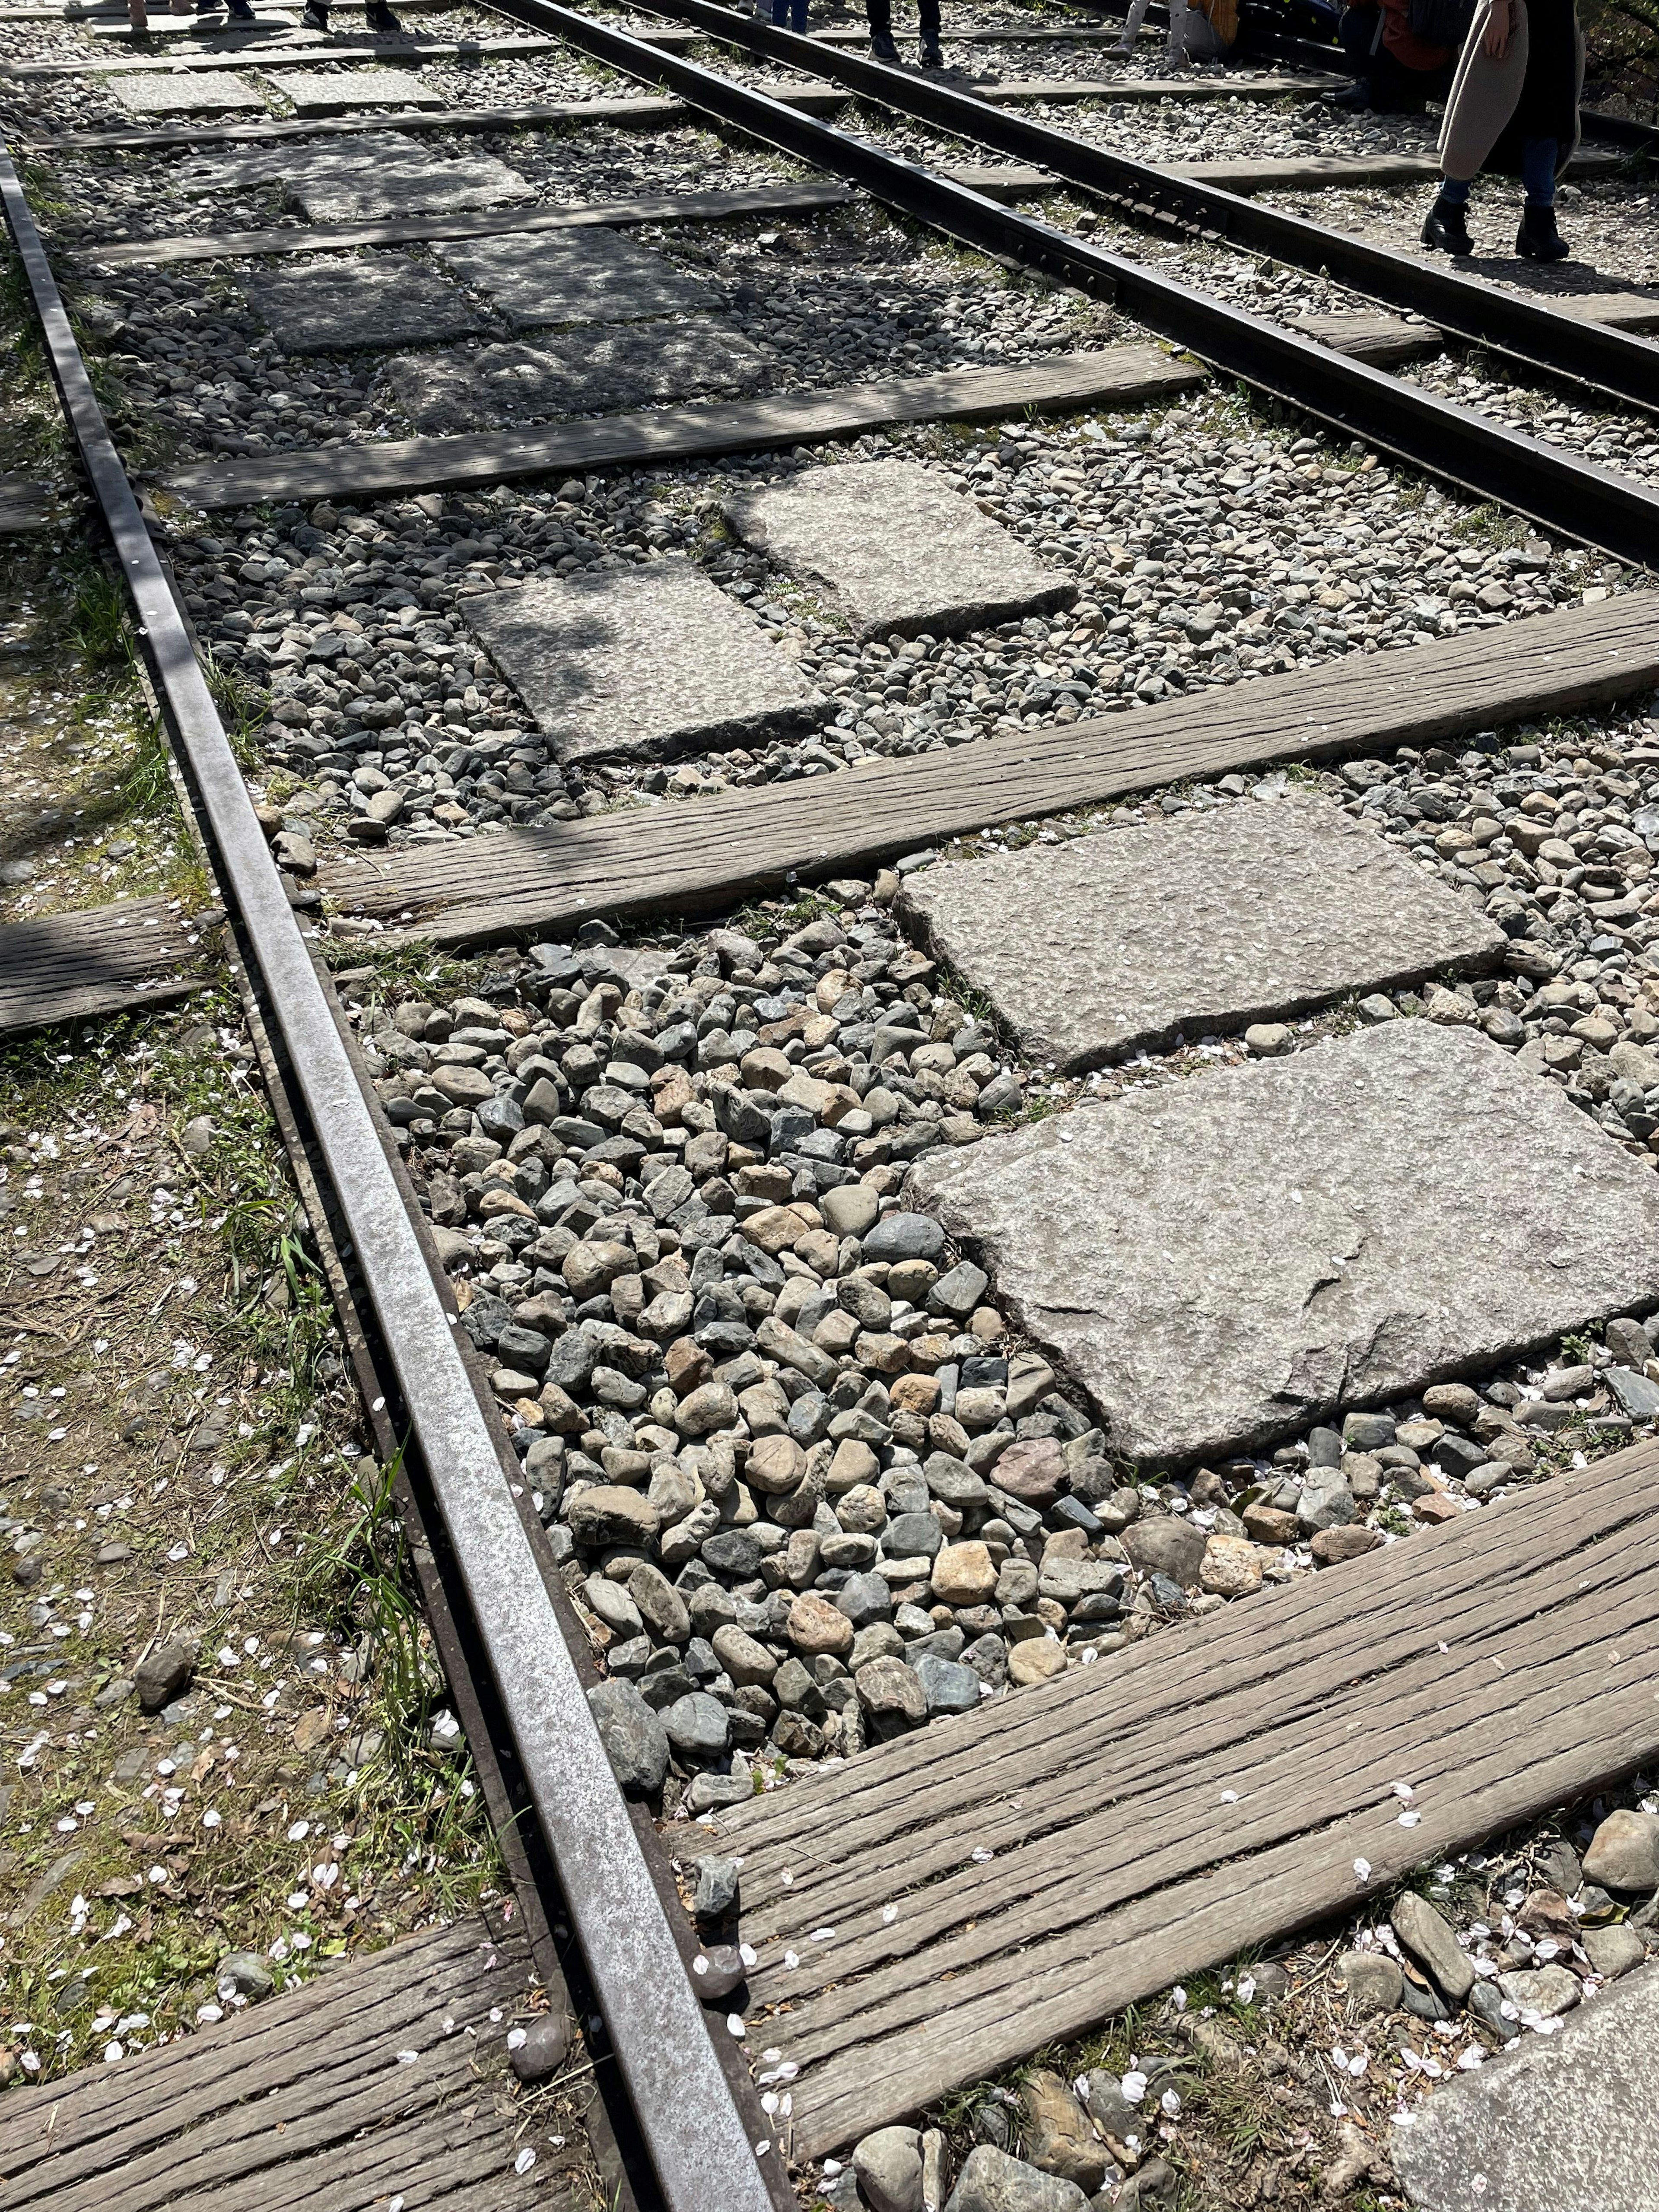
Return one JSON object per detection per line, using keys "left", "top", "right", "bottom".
{"left": 722, "top": 458, "right": 1076, "bottom": 640}
{"left": 908, "top": 1021, "right": 1659, "bottom": 1465}
{"left": 898, "top": 791, "right": 1507, "bottom": 1069}
{"left": 112, "top": 71, "right": 267, "bottom": 112}
{"left": 387, "top": 319, "right": 770, "bottom": 432}
{"left": 465, "top": 564, "right": 824, "bottom": 766}
{"left": 1391, "top": 1962, "right": 1659, "bottom": 2212}
{"left": 247, "top": 256, "right": 480, "bottom": 354}
{"left": 273, "top": 67, "right": 448, "bottom": 113}
{"left": 435, "top": 227, "right": 718, "bottom": 331}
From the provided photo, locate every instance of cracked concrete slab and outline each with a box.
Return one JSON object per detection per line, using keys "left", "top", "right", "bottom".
{"left": 187, "top": 131, "right": 533, "bottom": 222}
{"left": 111, "top": 71, "right": 267, "bottom": 112}
{"left": 722, "top": 458, "right": 1076, "bottom": 639}
{"left": 384, "top": 322, "right": 771, "bottom": 432}
{"left": 464, "top": 563, "right": 825, "bottom": 766}
{"left": 908, "top": 1021, "right": 1659, "bottom": 1465}
{"left": 1393, "top": 1964, "right": 1659, "bottom": 2212}
{"left": 270, "top": 67, "right": 449, "bottom": 114}
{"left": 246, "top": 254, "right": 480, "bottom": 351}
{"left": 898, "top": 791, "right": 1508, "bottom": 1068}
{"left": 435, "top": 227, "right": 717, "bottom": 331}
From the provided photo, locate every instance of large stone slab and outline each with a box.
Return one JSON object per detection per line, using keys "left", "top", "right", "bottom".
{"left": 245, "top": 254, "right": 478, "bottom": 352}
{"left": 723, "top": 458, "right": 1074, "bottom": 640}
{"left": 384, "top": 322, "right": 771, "bottom": 434}
{"left": 196, "top": 132, "right": 534, "bottom": 222}
{"left": 464, "top": 564, "right": 824, "bottom": 766}
{"left": 270, "top": 67, "right": 448, "bottom": 114}
{"left": 1393, "top": 1965, "right": 1659, "bottom": 2212}
{"left": 908, "top": 1021, "right": 1659, "bottom": 1466}
{"left": 899, "top": 790, "right": 1508, "bottom": 1069}
{"left": 111, "top": 70, "right": 267, "bottom": 112}
{"left": 435, "top": 227, "right": 716, "bottom": 331}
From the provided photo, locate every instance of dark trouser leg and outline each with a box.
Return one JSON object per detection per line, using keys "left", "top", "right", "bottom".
{"left": 1337, "top": 4, "right": 1381, "bottom": 74}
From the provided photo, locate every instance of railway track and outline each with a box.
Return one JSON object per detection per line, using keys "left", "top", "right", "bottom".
{"left": 4, "top": 3, "right": 1659, "bottom": 2206}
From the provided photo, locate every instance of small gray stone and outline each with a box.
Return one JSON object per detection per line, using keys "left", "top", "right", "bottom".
{"left": 1583, "top": 1810, "right": 1659, "bottom": 1892}
{"left": 586, "top": 1678, "right": 669, "bottom": 1794}
{"left": 912, "top": 1652, "right": 983, "bottom": 1713}
{"left": 662, "top": 1691, "right": 731, "bottom": 1761}
{"left": 1296, "top": 1465, "right": 1356, "bottom": 1532}
{"left": 1392, "top": 1891, "right": 1475, "bottom": 2000}
{"left": 852, "top": 2124, "right": 925, "bottom": 2212}
{"left": 215, "top": 1951, "right": 274, "bottom": 2001}
{"left": 942, "top": 2145, "right": 1089, "bottom": 2212}
{"left": 134, "top": 1637, "right": 196, "bottom": 1715}
{"left": 1605, "top": 1366, "right": 1659, "bottom": 1419}
{"left": 725, "top": 460, "right": 1074, "bottom": 641}
{"left": 864, "top": 1211, "right": 947, "bottom": 1263}
{"left": 1335, "top": 1949, "right": 1404, "bottom": 2015}
{"left": 1583, "top": 1923, "right": 1646, "bottom": 1979}
{"left": 898, "top": 792, "right": 1505, "bottom": 1072}
{"left": 1496, "top": 1964, "right": 1581, "bottom": 2018}
{"left": 690, "top": 1942, "right": 746, "bottom": 2002}
{"left": 509, "top": 2010, "right": 573, "bottom": 2080}
{"left": 464, "top": 566, "right": 820, "bottom": 768}
{"left": 855, "top": 1654, "right": 927, "bottom": 1725}
{"left": 692, "top": 1853, "right": 740, "bottom": 1921}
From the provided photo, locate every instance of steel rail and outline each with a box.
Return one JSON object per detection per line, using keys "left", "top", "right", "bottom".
{"left": 0, "top": 138, "right": 782, "bottom": 2212}
{"left": 483, "top": 0, "right": 1659, "bottom": 563}
{"left": 601, "top": 0, "right": 1659, "bottom": 420}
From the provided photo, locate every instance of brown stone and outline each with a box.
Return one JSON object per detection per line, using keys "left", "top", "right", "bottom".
{"left": 1199, "top": 1534, "right": 1262, "bottom": 1597}
{"left": 890, "top": 1372, "right": 943, "bottom": 1416}
{"left": 739, "top": 1046, "right": 794, "bottom": 1092}
{"left": 826, "top": 1439, "right": 881, "bottom": 1493}
{"left": 930, "top": 1541, "right": 998, "bottom": 1605}
{"left": 747, "top": 1433, "right": 807, "bottom": 1495}
{"left": 1242, "top": 1502, "right": 1301, "bottom": 1546}
{"left": 1007, "top": 1636, "right": 1068, "bottom": 1685}
{"left": 992, "top": 1435, "right": 1068, "bottom": 1507}
{"left": 1312, "top": 1523, "right": 1385, "bottom": 1564}
{"left": 665, "top": 1337, "right": 712, "bottom": 1397}
{"left": 1021, "top": 2070, "right": 1107, "bottom": 2194}
{"left": 787, "top": 1592, "right": 855, "bottom": 1657}
{"left": 1413, "top": 1491, "right": 1462, "bottom": 1525}
{"left": 743, "top": 1204, "right": 809, "bottom": 1255}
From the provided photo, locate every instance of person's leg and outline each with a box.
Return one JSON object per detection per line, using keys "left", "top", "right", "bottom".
{"left": 1332, "top": 3, "right": 1380, "bottom": 103}
{"left": 1165, "top": 0, "right": 1192, "bottom": 61}
{"left": 1114, "top": 0, "right": 1154, "bottom": 56}
{"left": 865, "top": 0, "right": 899, "bottom": 60}
{"left": 790, "top": 0, "right": 808, "bottom": 30}
{"left": 1517, "top": 136, "right": 1569, "bottom": 257}
{"left": 1422, "top": 171, "right": 1473, "bottom": 252}
{"left": 366, "top": 0, "right": 404, "bottom": 29}
{"left": 918, "top": 0, "right": 941, "bottom": 63}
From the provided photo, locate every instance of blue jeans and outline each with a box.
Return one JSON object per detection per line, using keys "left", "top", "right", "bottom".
{"left": 1442, "top": 137, "right": 1559, "bottom": 207}
{"left": 771, "top": 0, "right": 807, "bottom": 25}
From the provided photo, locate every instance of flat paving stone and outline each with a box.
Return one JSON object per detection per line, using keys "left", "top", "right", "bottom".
{"left": 269, "top": 66, "right": 447, "bottom": 113}
{"left": 722, "top": 457, "right": 1074, "bottom": 641}
{"left": 908, "top": 1021, "right": 1659, "bottom": 1466}
{"left": 110, "top": 69, "right": 267, "bottom": 111}
{"left": 435, "top": 227, "right": 716, "bottom": 331}
{"left": 1393, "top": 1963, "right": 1659, "bottom": 2212}
{"left": 464, "top": 563, "right": 824, "bottom": 766}
{"left": 899, "top": 790, "right": 1507, "bottom": 1068}
{"left": 385, "top": 321, "right": 770, "bottom": 433}
{"left": 244, "top": 254, "right": 478, "bottom": 352}
{"left": 462, "top": 562, "right": 827, "bottom": 769}
{"left": 190, "top": 131, "right": 532, "bottom": 222}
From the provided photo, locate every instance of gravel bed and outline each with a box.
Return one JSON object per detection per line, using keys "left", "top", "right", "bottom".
{"left": 1261, "top": 171, "right": 1659, "bottom": 292}
{"left": 170, "top": 394, "right": 1614, "bottom": 845}
{"left": 323, "top": 681, "right": 1659, "bottom": 1837}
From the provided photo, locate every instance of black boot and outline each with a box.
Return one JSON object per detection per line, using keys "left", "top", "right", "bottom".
{"left": 224, "top": 0, "right": 255, "bottom": 18}
{"left": 919, "top": 32, "right": 943, "bottom": 62}
{"left": 366, "top": 0, "right": 403, "bottom": 26}
{"left": 870, "top": 27, "right": 901, "bottom": 59}
{"left": 1332, "top": 79, "right": 1370, "bottom": 108}
{"left": 1421, "top": 191, "right": 1472, "bottom": 255}
{"left": 300, "top": 0, "right": 328, "bottom": 23}
{"left": 1516, "top": 201, "right": 1569, "bottom": 261}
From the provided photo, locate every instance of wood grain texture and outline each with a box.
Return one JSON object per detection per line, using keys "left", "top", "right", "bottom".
{"left": 163, "top": 346, "right": 1202, "bottom": 509}
{"left": 28, "top": 92, "right": 686, "bottom": 150}
{"left": 81, "top": 180, "right": 860, "bottom": 267}
{"left": 314, "top": 593, "right": 1659, "bottom": 947}
{"left": 1295, "top": 310, "right": 1443, "bottom": 365}
{"left": 0, "top": 475, "right": 54, "bottom": 531}
{"left": 671, "top": 1443, "right": 1659, "bottom": 2160}
{"left": 0, "top": 897, "right": 210, "bottom": 1035}
{"left": 0, "top": 1916, "right": 575, "bottom": 2211}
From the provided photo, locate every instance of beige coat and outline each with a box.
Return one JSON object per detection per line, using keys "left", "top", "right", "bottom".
{"left": 1439, "top": 0, "right": 1584, "bottom": 181}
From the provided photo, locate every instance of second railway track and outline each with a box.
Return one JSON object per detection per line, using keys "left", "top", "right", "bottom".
{"left": 5, "top": 3, "right": 1659, "bottom": 2207}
